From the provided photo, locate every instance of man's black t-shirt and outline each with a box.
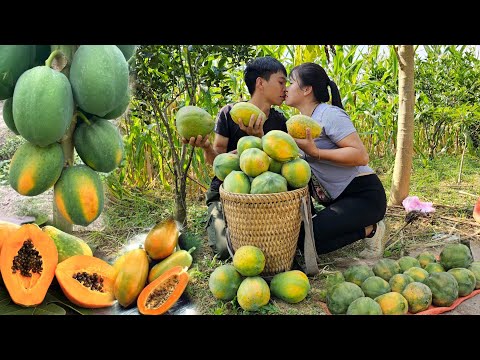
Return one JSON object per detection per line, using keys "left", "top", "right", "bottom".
{"left": 209, "top": 102, "right": 288, "bottom": 193}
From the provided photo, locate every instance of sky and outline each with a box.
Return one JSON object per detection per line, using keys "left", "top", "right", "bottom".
{"left": 365, "top": 45, "right": 480, "bottom": 59}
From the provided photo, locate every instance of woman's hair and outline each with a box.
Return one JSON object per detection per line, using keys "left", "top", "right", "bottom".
{"left": 244, "top": 56, "right": 287, "bottom": 96}
{"left": 289, "top": 62, "right": 344, "bottom": 110}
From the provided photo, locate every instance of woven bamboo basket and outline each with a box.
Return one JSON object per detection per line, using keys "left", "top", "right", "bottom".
{"left": 219, "top": 185, "right": 308, "bottom": 277}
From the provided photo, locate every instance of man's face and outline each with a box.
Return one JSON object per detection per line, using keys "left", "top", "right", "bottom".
{"left": 262, "top": 71, "right": 287, "bottom": 106}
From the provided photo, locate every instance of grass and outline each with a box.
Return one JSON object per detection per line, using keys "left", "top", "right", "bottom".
{"left": 371, "top": 152, "right": 480, "bottom": 208}
{"left": 94, "top": 152, "right": 480, "bottom": 315}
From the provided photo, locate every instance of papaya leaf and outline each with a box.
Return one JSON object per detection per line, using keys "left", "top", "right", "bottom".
{"left": 0, "top": 300, "right": 66, "bottom": 315}
{"left": 0, "top": 284, "right": 71, "bottom": 315}
{"left": 0, "top": 286, "right": 11, "bottom": 306}
{"left": 32, "top": 303, "right": 66, "bottom": 315}
{"left": 44, "top": 288, "right": 94, "bottom": 315}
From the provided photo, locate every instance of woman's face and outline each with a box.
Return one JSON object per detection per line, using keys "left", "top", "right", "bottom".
{"left": 285, "top": 72, "right": 304, "bottom": 108}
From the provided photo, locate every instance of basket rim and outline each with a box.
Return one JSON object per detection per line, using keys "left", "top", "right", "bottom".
{"left": 219, "top": 184, "right": 308, "bottom": 198}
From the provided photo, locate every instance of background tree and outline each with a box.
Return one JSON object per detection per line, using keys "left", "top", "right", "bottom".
{"left": 389, "top": 45, "right": 415, "bottom": 205}
{"left": 128, "top": 45, "right": 255, "bottom": 227}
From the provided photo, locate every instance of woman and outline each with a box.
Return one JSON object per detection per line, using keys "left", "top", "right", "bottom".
{"left": 285, "top": 62, "right": 387, "bottom": 259}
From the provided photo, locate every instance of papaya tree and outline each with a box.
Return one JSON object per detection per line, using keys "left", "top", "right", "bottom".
{"left": 131, "top": 45, "right": 256, "bottom": 227}
{"left": 389, "top": 45, "right": 415, "bottom": 205}
{"left": 4, "top": 45, "right": 133, "bottom": 232}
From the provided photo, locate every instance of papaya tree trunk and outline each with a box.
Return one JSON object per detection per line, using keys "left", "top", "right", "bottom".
{"left": 389, "top": 45, "right": 415, "bottom": 205}
{"left": 50, "top": 45, "right": 78, "bottom": 232}
{"left": 174, "top": 186, "right": 187, "bottom": 228}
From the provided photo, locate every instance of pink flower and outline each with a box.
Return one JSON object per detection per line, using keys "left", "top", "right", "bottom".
{"left": 402, "top": 196, "right": 435, "bottom": 213}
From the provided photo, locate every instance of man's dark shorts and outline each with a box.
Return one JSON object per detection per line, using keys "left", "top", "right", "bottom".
{"left": 205, "top": 188, "right": 230, "bottom": 260}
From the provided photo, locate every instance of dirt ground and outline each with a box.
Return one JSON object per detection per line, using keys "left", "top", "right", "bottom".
{"left": 1, "top": 99, "right": 479, "bottom": 315}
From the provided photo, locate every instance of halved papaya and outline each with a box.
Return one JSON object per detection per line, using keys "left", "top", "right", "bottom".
{"left": 0, "top": 220, "right": 21, "bottom": 255}
{"left": 0, "top": 224, "right": 58, "bottom": 307}
{"left": 55, "top": 255, "right": 116, "bottom": 308}
{"left": 137, "top": 266, "right": 189, "bottom": 315}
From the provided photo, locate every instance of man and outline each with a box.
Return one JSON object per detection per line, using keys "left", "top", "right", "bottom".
{"left": 183, "top": 56, "right": 288, "bottom": 259}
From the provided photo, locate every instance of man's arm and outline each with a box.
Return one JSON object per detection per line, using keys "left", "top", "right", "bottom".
{"left": 206, "top": 134, "right": 228, "bottom": 165}
{"left": 183, "top": 133, "right": 229, "bottom": 165}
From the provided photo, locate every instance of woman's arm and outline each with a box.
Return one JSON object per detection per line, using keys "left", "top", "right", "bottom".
{"left": 295, "top": 128, "right": 369, "bottom": 167}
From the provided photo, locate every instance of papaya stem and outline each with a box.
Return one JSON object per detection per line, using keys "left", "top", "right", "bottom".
{"left": 45, "top": 50, "right": 64, "bottom": 68}
{"left": 61, "top": 112, "right": 77, "bottom": 167}
{"left": 76, "top": 111, "right": 92, "bottom": 126}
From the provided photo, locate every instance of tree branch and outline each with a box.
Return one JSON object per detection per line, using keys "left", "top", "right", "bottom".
{"left": 186, "top": 49, "right": 197, "bottom": 104}
{"left": 178, "top": 45, "right": 194, "bottom": 101}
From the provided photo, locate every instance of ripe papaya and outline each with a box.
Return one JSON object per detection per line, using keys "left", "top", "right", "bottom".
{"left": 230, "top": 102, "right": 266, "bottom": 127}
{"left": 144, "top": 217, "right": 179, "bottom": 261}
{"left": 148, "top": 247, "right": 195, "bottom": 283}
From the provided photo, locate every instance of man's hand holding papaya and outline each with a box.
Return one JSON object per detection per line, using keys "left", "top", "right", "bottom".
{"left": 237, "top": 113, "right": 264, "bottom": 138}
{"left": 182, "top": 134, "right": 211, "bottom": 150}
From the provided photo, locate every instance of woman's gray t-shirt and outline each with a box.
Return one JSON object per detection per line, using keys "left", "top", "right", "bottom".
{"left": 303, "top": 103, "right": 374, "bottom": 200}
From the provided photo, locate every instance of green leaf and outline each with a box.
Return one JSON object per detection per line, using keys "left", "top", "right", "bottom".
{"left": 0, "top": 299, "right": 66, "bottom": 315}
{"left": 0, "top": 286, "right": 11, "bottom": 306}
{"left": 0, "top": 284, "right": 111, "bottom": 315}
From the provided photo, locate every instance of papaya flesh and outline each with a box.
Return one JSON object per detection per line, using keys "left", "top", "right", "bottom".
{"left": 55, "top": 255, "right": 116, "bottom": 308}
{"left": 0, "top": 220, "right": 21, "bottom": 255}
{"left": 0, "top": 224, "right": 58, "bottom": 307}
{"left": 137, "top": 265, "right": 189, "bottom": 315}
